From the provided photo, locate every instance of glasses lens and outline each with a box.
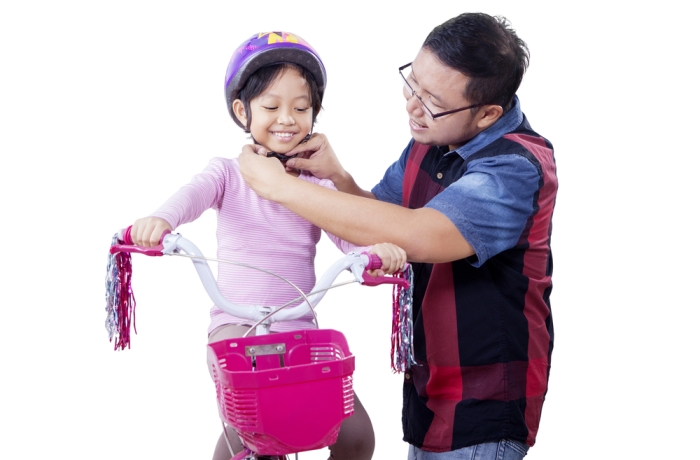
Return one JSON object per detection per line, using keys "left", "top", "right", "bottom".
{"left": 401, "top": 65, "right": 434, "bottom": 118}
{"left": 400, "top": 67, "right": 411, "bottom": 89}
{"left": 402, "top": 78, "right": 412, "bottom": 96}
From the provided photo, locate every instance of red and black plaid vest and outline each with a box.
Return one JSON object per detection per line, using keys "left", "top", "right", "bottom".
{"left": 401, "top": 118, "right": 556, "bottom": 451}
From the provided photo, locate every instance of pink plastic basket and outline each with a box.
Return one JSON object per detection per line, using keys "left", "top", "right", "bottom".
{"left": 207, "top": 329, "right": 355, "bottom": 455}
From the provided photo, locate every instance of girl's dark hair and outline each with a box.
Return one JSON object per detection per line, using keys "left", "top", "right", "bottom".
{"left": 237, "top": 62, "right": 322, "bottom": 132}
{"left": 423, "top": 13, "right": 529, "bottom": 111}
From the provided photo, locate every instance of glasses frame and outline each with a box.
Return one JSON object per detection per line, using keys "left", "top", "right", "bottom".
{"left": 399, "top": 62, "right": 485, "bottom": 119}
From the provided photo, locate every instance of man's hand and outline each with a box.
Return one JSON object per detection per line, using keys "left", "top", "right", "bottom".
{"left": 283, "top": 133, "right": 374, "bottom": 199}
{"left": 239, "top": 144, "right": 290, "bottom": 201}
{"left": 283, "top": 133, "right": 352, "bottom": 190}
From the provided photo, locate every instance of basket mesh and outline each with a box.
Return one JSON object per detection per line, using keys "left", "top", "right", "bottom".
{"left": 208, "top": 329, "right": 355, "bottom": 455}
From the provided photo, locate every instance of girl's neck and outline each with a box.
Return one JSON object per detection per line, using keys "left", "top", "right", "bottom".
{"left": 259, "top": 145, "right": 300, "bottom": 177}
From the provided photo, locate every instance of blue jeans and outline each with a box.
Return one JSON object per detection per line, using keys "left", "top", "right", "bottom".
{"left": 408, "top": 440, "right": 528, "bottom": 460}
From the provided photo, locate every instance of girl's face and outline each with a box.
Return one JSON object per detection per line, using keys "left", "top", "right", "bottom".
{"left": 233, "top": 68, "right": 314, "bottom": 154}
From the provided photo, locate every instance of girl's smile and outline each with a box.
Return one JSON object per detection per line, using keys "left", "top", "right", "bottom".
{"left": 232, "top": 67, "right": 314, "bottom": 155}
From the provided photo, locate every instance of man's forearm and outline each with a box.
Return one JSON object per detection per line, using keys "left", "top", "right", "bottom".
{"left": 330, "top": 169, "right": 376, "bottom": 200}
{"left": 271, "top": 174, "right": 474, "bottom": 263}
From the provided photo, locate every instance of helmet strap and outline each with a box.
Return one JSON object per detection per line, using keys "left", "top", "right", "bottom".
{"left": 250, "top": 132, "right": 312, "bottom": 163}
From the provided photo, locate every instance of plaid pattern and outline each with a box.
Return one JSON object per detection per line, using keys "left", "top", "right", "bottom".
{"left": 401, "top": 119, "right": 556, "bottom": 452}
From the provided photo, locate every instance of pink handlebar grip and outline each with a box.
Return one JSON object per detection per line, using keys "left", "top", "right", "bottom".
{"left": 360, "top": 252, "right": 410, "bottom": 289}
{"left": 122, "top": 225, "right": 134, "bottom": 245}
{"left": 109, "top": 225, "right": 170, "bottom": 257}
{"left": 365, "top": 253, "right": 383, "bottom": 270}
{"left": 361, "top": 270, "right": 410, "bottom": 289}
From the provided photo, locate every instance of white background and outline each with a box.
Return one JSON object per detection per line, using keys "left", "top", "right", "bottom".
{"left": 1, "top": 1, "right": 698, "bottom": 459}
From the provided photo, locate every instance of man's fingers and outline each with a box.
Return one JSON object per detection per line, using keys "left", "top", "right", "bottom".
{"left": 285, "top": 157, "right": 305, "bottom": 170}
{"left": 242, "top": 143, "right": 268, "bottom": 156}
{"left": 241, "top": 144, "right": 257, "bottom": 155}
{"left": 287, "top": 133, "right": 325, "bottom": 156}
{"left": 287, "top": 143, "right": 315, "bottom": 157}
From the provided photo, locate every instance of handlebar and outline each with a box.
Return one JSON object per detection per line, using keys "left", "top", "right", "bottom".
{"left": 109, "top": 226, "right": 170, "bottom": 257}
{"left": 110, "top": 227, "right": 407, "bottom": 331}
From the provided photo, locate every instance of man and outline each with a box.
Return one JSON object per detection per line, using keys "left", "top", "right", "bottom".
{"left": 239, "top": 12, "right": 557, "bottom": 460}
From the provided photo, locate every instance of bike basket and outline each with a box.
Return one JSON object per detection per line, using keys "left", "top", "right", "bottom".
{"left": 207, "top": 329, "right": 355, "bottom": 455}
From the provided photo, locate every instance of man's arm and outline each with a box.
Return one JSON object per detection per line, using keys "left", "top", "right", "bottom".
{"left": 283, "top": 133, "right": 376, "bottom": 199}
{"left": 239, "top": 145, "right": 474, "bottom": 263}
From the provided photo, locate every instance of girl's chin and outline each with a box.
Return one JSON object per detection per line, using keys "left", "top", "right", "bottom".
{"left": 260, "top": 143, "right": 293, "bottom": 154}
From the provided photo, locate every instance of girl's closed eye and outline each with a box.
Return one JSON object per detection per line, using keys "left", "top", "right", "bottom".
{"left": 263, "top": 106, "right": 278, "bottom": 111}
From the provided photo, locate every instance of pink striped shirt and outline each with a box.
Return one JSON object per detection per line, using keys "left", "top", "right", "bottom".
{"left": 151, "top": 157, "right": 361, "bottom": 333}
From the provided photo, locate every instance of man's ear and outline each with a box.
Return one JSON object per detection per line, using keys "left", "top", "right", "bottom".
{"left": 232, "top": 99, "right": 248, "bottom": 126}
{"left": 476, "top": 104, "right": 504, "bottom": 130}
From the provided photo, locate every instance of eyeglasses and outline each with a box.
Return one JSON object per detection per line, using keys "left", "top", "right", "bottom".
{"left": 399, "top": 62, "right": 484, "bottom": 119}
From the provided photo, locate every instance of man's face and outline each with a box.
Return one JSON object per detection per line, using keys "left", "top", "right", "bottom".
{"left": 403, "top": 48, "right": 484, "bottom": 151}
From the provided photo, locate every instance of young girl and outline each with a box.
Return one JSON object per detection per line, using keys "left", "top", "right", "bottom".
{"left": 129, "top": 31, "right": 405, "bottom": 460}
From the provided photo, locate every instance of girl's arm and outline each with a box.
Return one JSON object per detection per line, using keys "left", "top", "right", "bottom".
{"left": 130, "top": 158, "right": 228, "bottom": 247}
{"left": 314, "top": 177, "right": 406, "bottom": 275}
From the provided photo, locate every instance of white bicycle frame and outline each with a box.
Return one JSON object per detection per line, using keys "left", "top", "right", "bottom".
{"left": 112, "top": 230, "right": 397, "bottom": 460}
{"left": 139, "top": 232, "right": 383, "bottom": 335}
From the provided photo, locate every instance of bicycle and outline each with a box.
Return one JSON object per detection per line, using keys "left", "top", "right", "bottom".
{"left": 105, "top": 227, "right": 414, "bottom": 460}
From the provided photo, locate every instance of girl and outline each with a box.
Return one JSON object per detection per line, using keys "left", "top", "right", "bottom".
{"left": 129, "top": 31, "right": 405, "bottom": 460}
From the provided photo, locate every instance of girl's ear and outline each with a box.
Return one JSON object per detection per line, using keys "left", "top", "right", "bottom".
{"left": 232, "top": 99, "right": 247, "bottom": 126}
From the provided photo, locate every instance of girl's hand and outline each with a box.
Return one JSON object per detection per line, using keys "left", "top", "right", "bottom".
{"left": 367, "top": 243, "right": 407, "bottom": 277}
{"left": 131, "top": 217, "right": 172, "bottom": 248}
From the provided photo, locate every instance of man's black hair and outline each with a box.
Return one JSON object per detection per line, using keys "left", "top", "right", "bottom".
{"left": 423, "top": 12, "right": 530, "bottom": 111}
{"left": 237, "top": 62, "right": 322, "bottom": 132}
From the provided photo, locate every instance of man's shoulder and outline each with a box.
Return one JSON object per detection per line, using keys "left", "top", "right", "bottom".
{"left": 467, "top": 115, "right": 553, "bottom": 167}
{"left": 507, "top": 114, "right": 553, "bottom": 150}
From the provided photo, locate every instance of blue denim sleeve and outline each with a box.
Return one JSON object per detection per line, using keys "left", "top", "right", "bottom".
{"left": 370, "top": 140, "right": 413, "bottom": 205}
{"left": 426, "top": 154, "right": 541, "bottom": 267}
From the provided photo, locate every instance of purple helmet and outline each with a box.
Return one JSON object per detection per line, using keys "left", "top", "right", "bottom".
{"left": 224, "top": 31, "right": 327, "bottom": 128}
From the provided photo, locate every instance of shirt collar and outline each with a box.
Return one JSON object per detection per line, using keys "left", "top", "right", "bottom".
{"left": 451, "top": 95, "right": 523, "bottom": 160}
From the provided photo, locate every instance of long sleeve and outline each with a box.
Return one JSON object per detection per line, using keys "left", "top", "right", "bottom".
{"left": 150, "top": 158, "right": 227, "bottom": 229}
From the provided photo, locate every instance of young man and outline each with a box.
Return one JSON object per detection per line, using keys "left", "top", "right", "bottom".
{"left": 239, "top": 12, "right": 557, "bottom": 460}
